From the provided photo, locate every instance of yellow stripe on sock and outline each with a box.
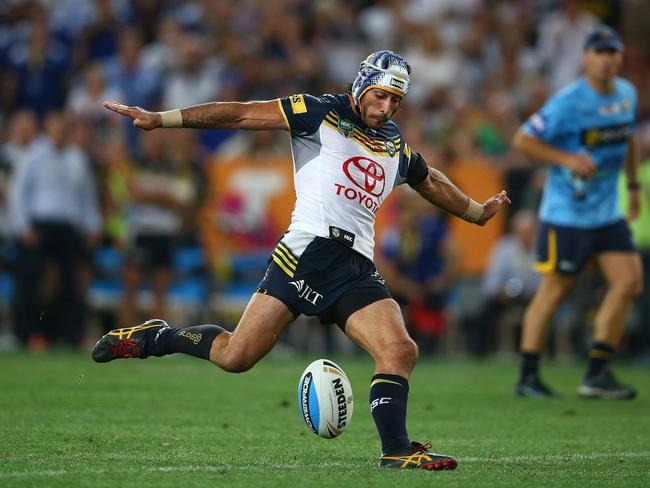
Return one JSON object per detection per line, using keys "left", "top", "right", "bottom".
{"left": 370, "top": 378, "right": 405, "bottom": 388}
{"left": 589, "top": 349, "right": 612, "bottom": 359}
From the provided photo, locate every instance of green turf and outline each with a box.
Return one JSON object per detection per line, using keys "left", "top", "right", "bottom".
{"left": 1, "top": 351, "right": 649, "bottom": 487}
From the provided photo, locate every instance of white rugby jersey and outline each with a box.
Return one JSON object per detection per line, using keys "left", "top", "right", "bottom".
{"left": 276, "top": 93, "right": 429, "bottom": 261}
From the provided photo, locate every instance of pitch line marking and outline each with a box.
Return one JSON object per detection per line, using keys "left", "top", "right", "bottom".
{"left": 1, "top": 451, "right": 649, "bottom": 478}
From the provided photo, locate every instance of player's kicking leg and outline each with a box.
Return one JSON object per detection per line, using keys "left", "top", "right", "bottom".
{"left": 345, "top": 298, "right": 457, "bottom": 470}
{"left": 516, "top": 273, "right": 576, "bottom": 398}
{"left": 92, "top": 293, "right": 295, "bottom": 371}
{"left": 577, "top": 252, "right": 642, "bottom": 400}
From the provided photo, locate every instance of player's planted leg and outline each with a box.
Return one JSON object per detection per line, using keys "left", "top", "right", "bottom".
{"left": 345, "top": 299, "right": 458, "bottom": 470}
{"left": 517, "top": 274, "right": 575, "bottom": 397}
{"left": 577, "top": 252, "right": 642, "bottom": 399}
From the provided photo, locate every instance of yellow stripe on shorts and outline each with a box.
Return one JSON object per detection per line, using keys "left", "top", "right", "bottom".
{"left": 272, "top": 255, "right": 294, "bottom": 277}
{"left": 534, "top": 229, "right": 557, "bottom": 274}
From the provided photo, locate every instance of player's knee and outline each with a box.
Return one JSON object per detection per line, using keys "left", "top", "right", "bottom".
{"left": 405, "top": 339, "right": 419, "bottom": 367}
{"left": 609, "top": 274, "right": 643, "bottom": 299}
{"left": 380, "top": 338, "right": 419, "bottom": 370}
{"left": 217, "top": 353, "right": 255, "bottom": 373}
{"left": 620, "top": 275, "right": 643, "bottom": 299}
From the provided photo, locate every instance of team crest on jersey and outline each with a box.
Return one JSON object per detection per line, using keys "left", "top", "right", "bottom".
{"left": 338, "top": 118, "right": 354, "bottom": 138}
{"left": 385, "top": 140, "right": 396, "bottom": 157}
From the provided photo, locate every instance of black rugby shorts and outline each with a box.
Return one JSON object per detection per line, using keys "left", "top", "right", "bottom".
{"left": 256, "top": 237, "right": 391, "bottom": 330}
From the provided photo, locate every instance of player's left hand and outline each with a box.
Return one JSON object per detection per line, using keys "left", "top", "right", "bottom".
{"left": 628, "top": 188, "right": 641, "bottom": 221}
{"left": 477, "top": 190, "right": 511, "bottom": 226}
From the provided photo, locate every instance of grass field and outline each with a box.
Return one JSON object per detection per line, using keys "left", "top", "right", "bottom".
{"left": 1, "top": 351, "right": 649, "bottom": 487}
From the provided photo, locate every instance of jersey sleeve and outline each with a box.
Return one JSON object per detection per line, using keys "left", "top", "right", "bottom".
{"left": 277, "top": 94, "right": 334, "bottom": 136}
{"left": 520, "top": 95, "right": 571, "bottom": 143}
{"left": 400, "top": 142, "right": 429, "bottom": 187}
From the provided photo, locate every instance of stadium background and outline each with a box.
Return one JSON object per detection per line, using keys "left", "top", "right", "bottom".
{"left": 1, "top": 1, "right": 650, "bottom": 487}
{"left": 0, "top": 0, "right": 649, "bottom": 357}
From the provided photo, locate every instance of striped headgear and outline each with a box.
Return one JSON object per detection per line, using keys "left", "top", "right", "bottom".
{"left": 351, "top": 50, "right": 411, "bottom": 108}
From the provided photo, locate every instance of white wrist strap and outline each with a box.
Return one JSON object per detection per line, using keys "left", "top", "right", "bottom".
{"left": 462, "top": 198, "right": 484, "bottom": 223}
{"left": 159, "top": 109, "right": 183, "bottom": 128}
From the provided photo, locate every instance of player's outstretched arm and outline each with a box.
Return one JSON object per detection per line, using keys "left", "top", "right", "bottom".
{"left": 103, "top": 100, "right": 288, "bottom": 131}
{"left": 413, "top": 166, "right": 510, "bottom": 226}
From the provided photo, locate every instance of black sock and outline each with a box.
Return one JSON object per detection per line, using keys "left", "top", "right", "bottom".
{"left": 153, "top": 324, "right": 226, "bottom": 360}
{"left": 586, "top": 342, "right": 614, "bottom": 377}
{"left": 520, "top": 352, "right": 540, "bottom": 380}
{"left": 369, "top": 373, "right": 410, "bottom": 455}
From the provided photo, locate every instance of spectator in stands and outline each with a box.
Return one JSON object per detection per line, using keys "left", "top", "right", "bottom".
{"left": 99, "top": 131, "right": 132, "bottom": 247}
{"left": 378, "top": 189, "right": 457, "bottom": 353}
{"left": 102, "top": 28, "right": 161, "bottom": 151}
{"left": 4, "top": 12, "right": 69, "bottom": 116}
{"left": 103, "top": 28, "right": 160, "bottom": 114}
{"left": 536, "top": 0, "right": 598, "bottom": 91}
{"left": 76, "top": 0, "right": 128, "bottom": 61}
{"left": 8, "top": 111, "right": 101, "bottom": 349}
{"left": 0, "top": 110, "right": 40, "bottom": 283}
{"left": 121, "top": 130, "right": 197, "bottom": 325}
{"left": 160, "top": 34, "right": 221, "bottom": 110}
{"left": 469, "top": 209, "right": 540, "bottom": 355}
{"left": 66, "top": 62, "right": 125, "bottom": 127}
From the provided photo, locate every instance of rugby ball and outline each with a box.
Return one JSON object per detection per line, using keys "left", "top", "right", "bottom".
{"left": 298, "top": 359, "right": 353, "bottom": 438}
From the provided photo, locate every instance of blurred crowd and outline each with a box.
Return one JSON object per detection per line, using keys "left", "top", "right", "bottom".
{"left": 0, "top": 0, "right": 649, "bottom": 359}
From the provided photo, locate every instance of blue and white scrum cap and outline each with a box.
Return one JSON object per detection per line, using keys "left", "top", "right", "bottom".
{"left": 351, "top": 50, "right": 411, "bottom": 107}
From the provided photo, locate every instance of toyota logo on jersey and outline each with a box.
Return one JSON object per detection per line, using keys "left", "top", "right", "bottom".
{"left": 342, "top": 157, "right": 385, "bottom": 197}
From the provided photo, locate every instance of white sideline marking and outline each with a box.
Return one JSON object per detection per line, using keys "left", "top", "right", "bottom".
{"left": 1, "top": 451, "right": 649, "bottom": 478}
{"left": 461, "top": 451, "right": 650, "bottom": 463}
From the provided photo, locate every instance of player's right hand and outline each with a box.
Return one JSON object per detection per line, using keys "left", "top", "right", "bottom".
{"left": 103, "top": 101, "right": 162, "bottom": 130}
{"left": 566, "top": 153, "right": 596, "bottom": 179}
{"left": 477, "top": 190, "right": 511, "bottom": 226}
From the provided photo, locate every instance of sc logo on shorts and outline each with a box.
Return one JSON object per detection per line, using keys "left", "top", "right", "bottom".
{"left": 342, "top": 157, "right": 385, "bottom": 197}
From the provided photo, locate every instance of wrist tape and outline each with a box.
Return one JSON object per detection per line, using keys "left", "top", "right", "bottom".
{"left": 462, "top": 198, "right": 484, "bottom": 223}
{"left": 159, "top": 109, "right": 183, "bottom": 128}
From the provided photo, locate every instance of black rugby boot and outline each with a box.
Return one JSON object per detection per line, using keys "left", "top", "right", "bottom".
{"left": 379, "top": 441, "right": 458, "bottom": 470}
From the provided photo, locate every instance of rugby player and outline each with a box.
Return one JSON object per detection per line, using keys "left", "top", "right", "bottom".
{"left": 513, "top": 27, "right": 642, "bottom": 399}
{"left": 95, "top": 50, "right": 510, "bottom": 469}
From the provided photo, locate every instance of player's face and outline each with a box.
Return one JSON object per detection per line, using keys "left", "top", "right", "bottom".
{"left": 583, "top": 48, "right": 623, "bottom": 82}
{"left": 359, "top": 88, "right": 402, "bottom": 128}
